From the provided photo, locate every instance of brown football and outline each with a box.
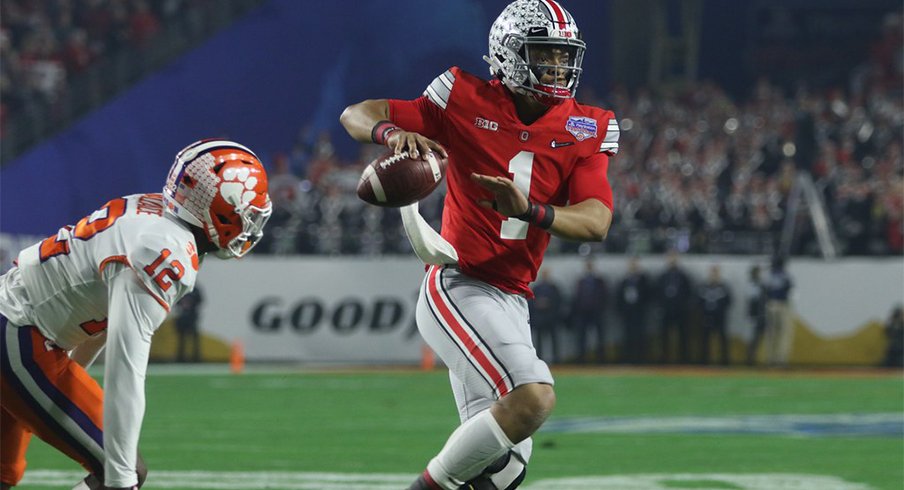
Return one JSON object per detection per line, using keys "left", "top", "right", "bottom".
{"left": 356, "top": 150, "right": 448, "bottom": 207}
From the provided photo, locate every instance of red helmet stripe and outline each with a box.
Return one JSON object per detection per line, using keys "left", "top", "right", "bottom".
{"left": 541, "top": 0, "right": 568, "bottom": 27}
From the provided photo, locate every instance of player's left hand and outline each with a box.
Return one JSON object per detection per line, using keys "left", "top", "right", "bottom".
{"left": 471, "top": 173, "right": 529, "bottom": 217}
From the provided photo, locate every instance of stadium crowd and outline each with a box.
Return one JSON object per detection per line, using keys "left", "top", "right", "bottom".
{"left": 2, "top": 0, "right": 162, "bottom": 134}
{"left": 0, "top": 0, "right": 256, "bottom": 141}
{"left": 259, "top": 73, "right": 903, "bottom": 257}
{"left": 254, "top": 13, "right": 902, "bottom": 257}
{"left": 2, "top": 3, "right": 900, "bottom": 258}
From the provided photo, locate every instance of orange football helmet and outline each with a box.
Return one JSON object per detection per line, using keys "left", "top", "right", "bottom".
{"left": 163, "top": 139, "right": 272, "bottom": 258}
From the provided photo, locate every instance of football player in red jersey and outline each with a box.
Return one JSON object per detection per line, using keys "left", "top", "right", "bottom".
{"left": 341, "top": 1, "right": 618, "bottom": 488}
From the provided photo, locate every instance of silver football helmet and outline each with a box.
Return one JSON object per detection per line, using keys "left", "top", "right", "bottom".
{"left": 484, "top": 0, "right": 585, "bottom": 105}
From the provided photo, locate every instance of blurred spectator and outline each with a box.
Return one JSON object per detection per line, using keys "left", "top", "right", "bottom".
{"left": 129, "top": 0, "right": 160, "bottom": 48}
{"left": 655, "top": 250, "right": 693, "bottom": 363}
{"left": 763, "top": 256, "right": 795, "bottom": 367}
{"left": 616, "top": 257, "right": 651, "bottom": 364}
{"left": 259, "top": 152, "right": 307, "bottom": 254}
{"left": 61, "top": 28, "right": 92, "bottom": 73}
{"left": 745, "top": 264, "right": 767, "bottom": 365}
{"left": 306, "top": 131, "right": 339, "bottom": 187}
{"left": 697, "top": 264, "right": 733, "bottom": 365}
{"left": 19, "top": 24, "right": 66, "bottom": 103}
{"left": 174, "top": 286, "right": 204, "bottom": 363}
{"left": 270, "top": 152, "right": 303, "bottom": 203}
{"left": 569, "top": 259, "right": 608, "bottom": 364}
{"left": 882, "top": 305, "right": 903, "bottom": 368}
{"left": 530, "top": 269, "right": 564, "bottom": 364}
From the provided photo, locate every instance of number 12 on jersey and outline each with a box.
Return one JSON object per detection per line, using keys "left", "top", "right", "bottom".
{"left": 142, "top": 249, "right": 184, "bottom": 292}
{"left": 500, "top": 151, "right": 534, "bottom": 240}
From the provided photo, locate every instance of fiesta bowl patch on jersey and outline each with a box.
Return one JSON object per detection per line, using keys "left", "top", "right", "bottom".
{"left": 565, "top": 116, "right": 597, "bottom": 141}
{"left": 356, "top": 150, "right": 448, "bottom": 207}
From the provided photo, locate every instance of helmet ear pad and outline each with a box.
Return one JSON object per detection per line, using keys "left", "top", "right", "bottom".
{"left": 196, "top": 203, "right": 234, "bottom": 252}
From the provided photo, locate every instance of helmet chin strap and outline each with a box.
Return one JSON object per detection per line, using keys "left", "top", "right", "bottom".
{"left": 526, "top": 70, "right": 569, "bottom": 105}
{"left": 185, "top": 223, "right": 219, "bottom": 256}
{"left": 533, "top": 90, "right": 567, "bottom": 106}
{"left": 204, "top": 223, "right": 227, "bottom": 255}
{"left": 214, "top": 248, "right": 235, "bottom": 259}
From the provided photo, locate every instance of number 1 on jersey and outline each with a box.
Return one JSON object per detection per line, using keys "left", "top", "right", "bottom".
{"left": 499, "top": 151, "right": 534, "bottom": 240}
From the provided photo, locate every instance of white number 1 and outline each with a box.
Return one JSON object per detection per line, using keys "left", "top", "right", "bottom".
{"left": 499, "top": 151, "right": 534, "bottom": 240}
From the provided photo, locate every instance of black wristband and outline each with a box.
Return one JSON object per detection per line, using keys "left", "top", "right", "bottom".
{"left": 514, "top": 202, "right": 534, "bottom": 221}
{"left": 371, "top": 120, "right": 400, "bottom": 146}
{"left": 515, "top": 202, "right": 555, "bottom": 230}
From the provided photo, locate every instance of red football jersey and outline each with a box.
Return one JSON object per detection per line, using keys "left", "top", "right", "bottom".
{"left": 389, "top": 66, "right": 619, "bottom": 296}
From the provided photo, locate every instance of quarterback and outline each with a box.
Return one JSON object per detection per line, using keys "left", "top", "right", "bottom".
{"left": 0, "top": 140, "right": 271, "bottom": 490}
{"left": 340, "top": 1, "right": 618, "bottom": 488}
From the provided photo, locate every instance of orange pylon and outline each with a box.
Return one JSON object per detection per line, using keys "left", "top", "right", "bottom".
{"left": 230, "top": 340, "right": 245, "bottom": 374}
{"left": 421, "top": 344, "right": 435, "bottom": 371}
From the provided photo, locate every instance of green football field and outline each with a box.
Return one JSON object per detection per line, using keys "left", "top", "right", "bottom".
{"left": 19, "top": 367, "right": 904, "bottom": 490}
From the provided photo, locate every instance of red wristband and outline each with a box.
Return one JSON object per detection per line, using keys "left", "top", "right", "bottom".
{"left": 371, "top": 120, "right": 400, "bottom": 146}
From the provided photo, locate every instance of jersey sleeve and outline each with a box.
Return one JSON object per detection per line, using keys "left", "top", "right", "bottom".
{"left": 101, "top": 265, "right": 166, "bottom": 487}
{"left": 121, "top": 232, "right": 198, "bottom": 313}
{"left": 569, "top": 152, "right": 614, "bottom": 210}
{"left": 387, "top": 67, "right": 459, "bottom": 141}
{"left": 599, "top": 112, "right": 620, "bottom": 155}
{"left": 422, "top": 67, "right": 457, "bottom": 110}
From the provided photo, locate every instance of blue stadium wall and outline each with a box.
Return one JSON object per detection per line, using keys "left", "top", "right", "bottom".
{"left": 0, "top": 0, "right": 612, "bottom": 235}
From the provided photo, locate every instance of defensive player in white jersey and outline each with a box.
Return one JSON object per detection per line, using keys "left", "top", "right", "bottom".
{"left": 0, "top": 140, "right": 271, "bottom": 490}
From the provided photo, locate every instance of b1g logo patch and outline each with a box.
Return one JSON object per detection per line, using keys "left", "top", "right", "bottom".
{"left": 474, "top": 117, "right": 499, "bottom": 131}
{"left": 565, "top": 116, "right": 598, "bottom": 141}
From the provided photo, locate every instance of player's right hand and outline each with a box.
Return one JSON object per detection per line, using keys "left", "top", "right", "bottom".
{"left": 386, "top": 130, "right": 448, "bottom": 160}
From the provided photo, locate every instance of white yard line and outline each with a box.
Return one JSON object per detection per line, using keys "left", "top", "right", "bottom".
{"left": 21, "top": 470, "right": 874, "bottom": 490}
{"left": 541, "top": 412, "right": 904, "bottom": 436}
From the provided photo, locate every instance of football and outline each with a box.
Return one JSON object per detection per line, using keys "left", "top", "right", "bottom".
{"left": 356, "top": 150, "right": 448, "bottom": 207}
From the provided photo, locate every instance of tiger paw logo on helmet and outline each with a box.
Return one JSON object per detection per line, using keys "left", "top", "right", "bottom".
{"left": 164, "top": 139, "right": 272, "bottom": 258}
{"left": 219, "top": 166, "right": 264, "bottom": 209}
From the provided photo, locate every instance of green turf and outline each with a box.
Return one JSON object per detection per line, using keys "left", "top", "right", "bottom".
{"left": 20, "top": 369, "right": 904, "bottom": 489}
